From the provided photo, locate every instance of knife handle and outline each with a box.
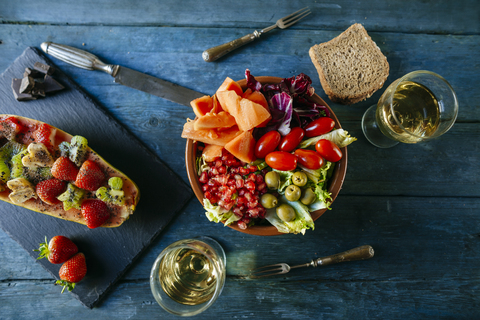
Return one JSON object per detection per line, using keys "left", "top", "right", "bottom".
{"left": 40, "top": 42, "right": 118, "bottom": 76}
{"left": 311, "top": 245, "right": 374, "bottom": 267}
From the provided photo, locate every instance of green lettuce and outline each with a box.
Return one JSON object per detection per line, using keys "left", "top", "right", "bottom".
{"left": 299, "top": 129, "right": 357, "bottom": 149}
{"left": 265, "top": 196, "right": 315, "bottom": 235}
{"left": 203, "top": 198, "right": 240, "bottom": 226}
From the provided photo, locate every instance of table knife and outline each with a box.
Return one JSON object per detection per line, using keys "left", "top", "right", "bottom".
{"left": 40, "top": 42, "right": 205, "bottom": 106}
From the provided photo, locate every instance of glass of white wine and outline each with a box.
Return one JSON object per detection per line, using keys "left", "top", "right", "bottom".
{"left": 150, "top": 236, "right": 226, "bottom": 317}
{"left": 361, "top": 70, "right": 458, "bottom": 148}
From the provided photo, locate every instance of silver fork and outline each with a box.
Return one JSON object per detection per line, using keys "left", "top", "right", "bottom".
{"left": 250, "top": 245, "right": 374, "bottom": 278}
{"left": 202, "top": 7, "right": 311, "bottom": 62}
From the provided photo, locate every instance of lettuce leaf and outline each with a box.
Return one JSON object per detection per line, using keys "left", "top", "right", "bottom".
{"left": 265, "top": 196, "right": 315, "bottom": 235}
{"left": 299, "top": 129, "right": 357, "bottom": 149}
{"left": 203, "top": 198, "right": 240, "bottom": 226}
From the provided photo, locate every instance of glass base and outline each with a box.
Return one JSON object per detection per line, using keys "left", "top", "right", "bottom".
{"left": 361, "top": 105, "right": 399, "bottom": 148}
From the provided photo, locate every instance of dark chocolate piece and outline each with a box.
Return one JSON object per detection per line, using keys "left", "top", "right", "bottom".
{"left": 23, "top": 67, "right": 44, "bottom": 79}
{"left": 11, "top": 78, "right": 37, "bottom": 101}
{"left": 33, "top": 62, "right": 55, "bottom": 75}
{"left": 19, "top": 76, "right": 35, "bottom": 93}
{"left": 43, "top": 75, "right": 65, "bottom": 93}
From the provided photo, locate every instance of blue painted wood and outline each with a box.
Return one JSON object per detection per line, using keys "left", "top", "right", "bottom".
{"left": 0, "top": 0, "right": 479, "bottom": 318}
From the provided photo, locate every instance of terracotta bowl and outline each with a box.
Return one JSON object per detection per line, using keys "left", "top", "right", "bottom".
{"left": 185, "top": 76, "right": 347, "bottom": 236}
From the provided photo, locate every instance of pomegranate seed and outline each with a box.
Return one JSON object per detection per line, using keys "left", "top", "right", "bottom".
{"left": 237, "top": 221, "right": 247, "bottom": 230}
{"left": 199, "top": 172, "right": 208, "bottom": 184}
{"left": 245, "top": 181, "right": 256, "bottom": 191}
{"left": 247, "top": 199, "right": 258, "bottom": 208}
{"left": 239, "top": 167, "right": 249, "bottom": 175}
{"left": 255, "top": 175, "right": 264, "bottom": 184}
{"left": 248, "top": 165, "right": 257, "bottom": 173}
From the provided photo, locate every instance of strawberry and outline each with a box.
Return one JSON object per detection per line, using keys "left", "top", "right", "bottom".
{"left": 75, "top": 160, "right": 105, "bottom": 191}
{"left": 81, "top": 199, "right": 110, "bottom": 229}
{"left": 0, "top": 116, "right": 26, "bottom": 140}
{"left": 35, "top": 235, "right": 78, "bottom": 264}
{"left": 56, "top": 253, "right": 87, "bottom": 293}
{"left": 33, "top": 123, "right": 56, "bottom": 153}
{"left": 51, "top": 157, "right": 79, "bottom": 181}
{"left": 36, "top": 179, "right": 67, "bottom": 205}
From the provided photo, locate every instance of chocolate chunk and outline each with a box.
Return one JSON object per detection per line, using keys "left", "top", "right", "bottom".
{"left": 23, "top": 67, "right": 44, "bottom": 79}
{"left": 33, "top": 62, "right": 55, "bottom": 75}
{"left": 19, "top": 76, "right": 35, "bottom": 93}
{"left": 43, "top": 75, "right": 64, "bottom": 93}
{"left": 11, "top": 78, "right": 37, "bottom": 101}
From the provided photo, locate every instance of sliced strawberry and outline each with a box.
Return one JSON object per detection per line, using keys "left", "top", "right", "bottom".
{"left": 52, "top": 157, "right": 79, "bottom": 181}
{"left": 35, "top": 235, "right": 78, "bottom": 264}
{"left": 56, "top": 253, "right": 87, "bottom": 293}
{"left": 0, "top": 116, "right": 26, "bottom": 140}
{"left": 75, "top": 160, "right": 105, "bottom": 191}
{"left": 36, "top": 179, "right": 67, "bottom": 205}
{"left": 33, "top": 123, "right": 56, "bottom": 153}
{"left": 81, "top": 199, "right": 110, "bottom": 229}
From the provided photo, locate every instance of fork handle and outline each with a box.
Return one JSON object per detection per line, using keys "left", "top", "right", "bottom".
{"left": 202, "top": 30, "right": 262, "bottom": 62}
{"left": 312, "top": 245, "right": 374, "bottom": 267}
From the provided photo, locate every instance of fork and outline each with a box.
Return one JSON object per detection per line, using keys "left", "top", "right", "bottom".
{"left": 250, "top": 245, "right": 374, "bottom": 278}
{"left": 202, "top": 7, "right": 311, "bottom": 62}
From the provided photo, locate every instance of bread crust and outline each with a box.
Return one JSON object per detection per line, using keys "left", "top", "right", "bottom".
{"left": 309, "top": 23, "right": 389, "bottom": 105}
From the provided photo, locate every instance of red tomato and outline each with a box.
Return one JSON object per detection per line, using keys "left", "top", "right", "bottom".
{"left": 304, "top": 117, "right": 335, "bottom": 138}
{"left": 315, "top": 139, "right": 342, "bottom": 162}
{"left": 265, "top": 151, "right": 297, "bottom": 171}
{"left": 278, "top": 127, "right": 305, "bottom": 152}
{"left": 254, "top": 131, "right": 281, "bottom": 159}
{"left": 294, "top": 149, "right": 325, "bottom": 170}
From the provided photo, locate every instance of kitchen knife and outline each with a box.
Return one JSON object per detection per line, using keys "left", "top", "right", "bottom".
{"left": 40, "top": 42, "right": 205, "bottom": 106}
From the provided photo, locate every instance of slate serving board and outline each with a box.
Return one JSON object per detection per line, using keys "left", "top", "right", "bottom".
{"left": 0, "top": 47, "right": 193, "bottom": 308}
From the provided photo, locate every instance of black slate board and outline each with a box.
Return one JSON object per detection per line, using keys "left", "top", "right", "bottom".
{"left": 0, "top": 47, "right": 193, "bottom": 308}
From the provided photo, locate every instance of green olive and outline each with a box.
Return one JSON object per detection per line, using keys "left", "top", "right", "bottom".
{"left": 285, "top": 185, "right": 301, "bottom": 201}
{"left": 260, "top": 193, "right": 278, "bottom": 209}
{"left": 292, "top": 171, "right": 308, "bottom": 186}
{"left": 300, "top": 188, "right": 316, "bottom": 205}
{"left": 265, "top": 171, "right": 280, "bottom": 190}
{"left": 276, "top": 204, "right": 296, "bottom": 222}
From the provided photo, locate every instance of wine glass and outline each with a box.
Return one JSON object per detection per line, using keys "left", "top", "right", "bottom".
{"left": 361, "top": 70, "right": 458, "bottom": 148}
{"left": 150, "top": 236, "right": 226, "bottom": 316}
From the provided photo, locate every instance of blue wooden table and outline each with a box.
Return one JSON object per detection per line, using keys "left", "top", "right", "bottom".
{"left": 1, "top": 1, "right": 479, "bottom": 319}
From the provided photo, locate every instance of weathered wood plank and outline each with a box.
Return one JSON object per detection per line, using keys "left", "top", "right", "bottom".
{"left": 1, "top": 0, "right": 479, "bottom": 35}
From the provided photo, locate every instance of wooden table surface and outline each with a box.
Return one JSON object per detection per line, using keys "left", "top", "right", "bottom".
{"left": 1, "top": 1, "right": 479, "bottom": 319}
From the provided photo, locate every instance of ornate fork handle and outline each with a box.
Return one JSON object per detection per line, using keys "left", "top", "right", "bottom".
{"left": 307, "top": 245, "right": 375, "bottom": 268}
{"left": 202, "top": 30, "right": 263, "bottom": 62}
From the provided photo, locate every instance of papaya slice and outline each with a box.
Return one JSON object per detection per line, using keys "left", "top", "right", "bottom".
{"left": 194, "top": 111, "right": 236, "bottom": 131}
{"left": 0, "top": 114, "right": 140, "bottom": 228}
{"left": 216, "top": 77, "right": 244, "bottom": 97}
{"left": 242, "top": 89, "right": 270, "bottom": 127}
{"left": 202, "top": 144, "right": 224, "bottom": 162}
{"left": 181, "top": 120, "right": 241, "bottom": 146}
{"left": 190, "top": 95, "right": 214, "bottom": 117}
{"left": 224, "top": 130, "right": 256, "bottom": 164}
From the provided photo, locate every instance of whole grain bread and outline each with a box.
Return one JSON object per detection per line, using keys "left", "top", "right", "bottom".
{"left": 309, "top": 23, "right": 389, "bottom": 105}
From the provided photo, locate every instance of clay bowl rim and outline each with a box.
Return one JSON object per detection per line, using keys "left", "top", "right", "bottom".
{"left": 185, "top": 76, "right": 348, "bottom": 236}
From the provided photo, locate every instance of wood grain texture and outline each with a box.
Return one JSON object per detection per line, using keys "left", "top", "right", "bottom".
{"left": 0, "top": 0, "right": 479, "bottom": 318}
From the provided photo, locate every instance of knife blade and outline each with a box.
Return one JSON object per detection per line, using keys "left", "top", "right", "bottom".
{"left": 40, "top": 42, "right": 205, "bottom": 106}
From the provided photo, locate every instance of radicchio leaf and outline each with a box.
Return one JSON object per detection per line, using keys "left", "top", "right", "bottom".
{"left": 271, "top": 92, "right": 293, "bottom": 136}
{"left": 245, "top": 69, "right": 262, "bottom": 92}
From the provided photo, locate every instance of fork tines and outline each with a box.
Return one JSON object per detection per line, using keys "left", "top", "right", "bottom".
{"left": 249, "top": 264, "right": 285, "bottom": 278}
{"left": 282, "top": 7, "right": 311, "bottom": 28}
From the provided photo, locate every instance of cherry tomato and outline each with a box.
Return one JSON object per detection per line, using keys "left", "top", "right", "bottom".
{"left": 278, "top": 127, "right": 305, "bottom": 152}
{"left": 304, "top": 117, "right": 335, "bottom": 138}
{"left": 254, "top": 131, "right": 281, "bottom": 159}
{"left": 265, "top": 151, "right": 297, "bottom": 171}
{"left": 294, "top": 149, "right": 325, "bottom": 170}
{"left": 315, "top": 139, "right": 342, "bottom": 162}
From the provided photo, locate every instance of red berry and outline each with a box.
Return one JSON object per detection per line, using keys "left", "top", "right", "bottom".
{"left": 35, "top": 235, "right": 78, "bottom": 264}
{"left": 36, "top": 179, "right": 67, "bottom": 205}
{"left": 75, "top": 160, "right": 105, "bottom": 191}
{"left": 51, "top": 157, "right": 79, "bottom": 181}
{"left": 33, "top": 123, "right": 56, "bottom": 153}
{"left": 56, "top": 253, "right": 87, "bottom": 293}
{"left": 0, "top": 116, "right": 26, "bottom": 140}
{"left": 81, "top": 199, "right": 110, "bottom": 229}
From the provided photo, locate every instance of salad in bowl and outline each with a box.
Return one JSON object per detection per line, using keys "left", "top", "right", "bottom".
{"left": 183, "top": 70, "right": 356, "bottom": 236}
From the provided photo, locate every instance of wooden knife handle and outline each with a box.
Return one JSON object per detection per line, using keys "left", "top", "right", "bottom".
{"left": 312, "top": 245, "right": 374, "bottom": 267}
{"left": 40, "top": 42, "right": 118, "bottom": 76}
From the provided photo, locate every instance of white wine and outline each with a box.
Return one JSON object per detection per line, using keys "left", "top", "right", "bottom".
{"left": 158, "top": 247, "right": 217, "bottom": 305}
{"left": 376, "top": 80, "right": 440, "bottom": 143}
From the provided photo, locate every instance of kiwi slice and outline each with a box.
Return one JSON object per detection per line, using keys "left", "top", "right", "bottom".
{"left": 10, "top": 149, "right": 29, "bottom": 179}
{"left": 23, "top": 167, "right": 53, "bottom": 185}
{"left": 96, "top": 177, "right": 125, "bottom": 206}
{"left": 0, "top": 141, "right": 27, "bottom": 183}
{"left": 69, "top": 136, "right": 88, "bottom": 166}
{"left": 57, "top": 183, "right": 85, "bottom": 211}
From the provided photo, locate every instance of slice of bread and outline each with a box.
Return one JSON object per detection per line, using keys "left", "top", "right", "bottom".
{"left": 309, "top": 23, "right": 389, "bottom": 105}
